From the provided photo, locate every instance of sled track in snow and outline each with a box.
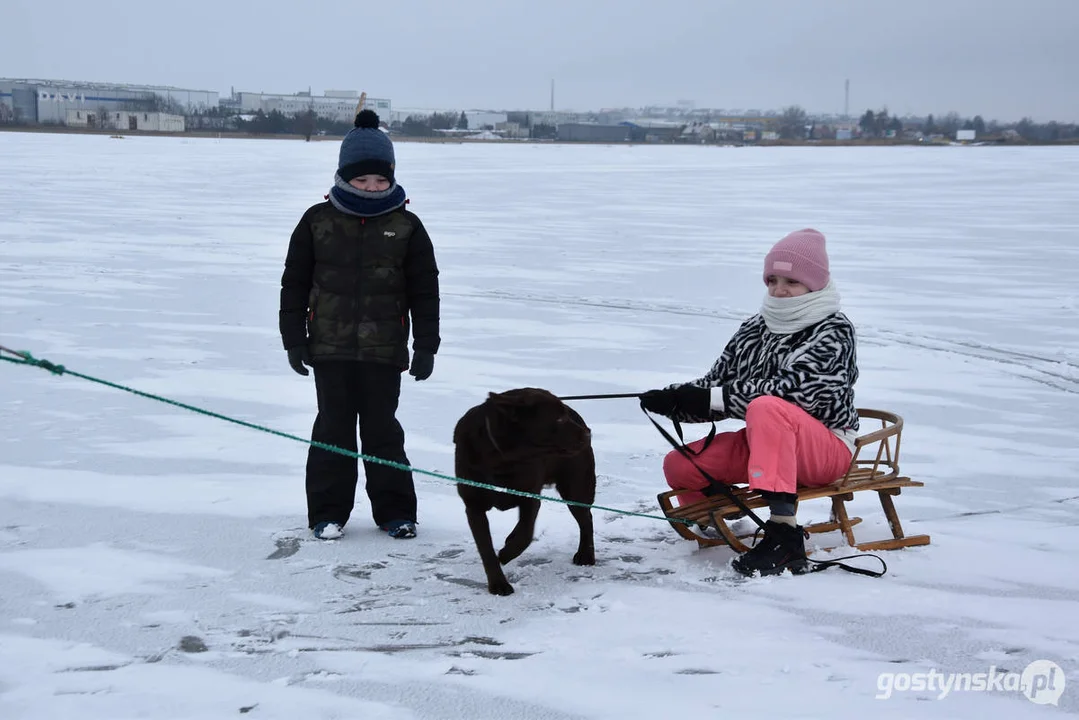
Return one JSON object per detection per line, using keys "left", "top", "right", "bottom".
{"left": 448, "top": 289, "right": 1079, "bottom": 395}
{"left": 866, "top": 329, "right": 1079, "bottom": 395}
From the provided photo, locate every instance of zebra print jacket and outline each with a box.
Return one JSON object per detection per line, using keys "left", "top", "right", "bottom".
{"left": 666, "top": 312, "right": 860, "bottom": 447}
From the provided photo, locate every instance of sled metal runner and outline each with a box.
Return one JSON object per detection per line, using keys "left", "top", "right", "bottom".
{"left": 656, "top": 408, "right": 931, "bottom": 554}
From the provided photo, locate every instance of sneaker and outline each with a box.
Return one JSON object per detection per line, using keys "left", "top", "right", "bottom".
{"left": 379, "top": 520, "right": 417, "bottom": 539}
{"left": 730, "top": 520, "right": 809, "bottom": 577}
{"left": 312, "top": 521, "right": 343, "bottom": 540}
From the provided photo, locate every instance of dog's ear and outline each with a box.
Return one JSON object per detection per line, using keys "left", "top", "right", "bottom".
{"left": 487, "top": 391, "right": 521, "bottom": 419}
{"left": 492, "top": 402, "right": 524, "bottom": 429}
{"left": 486, "top": 399, "right": 528, "bottom": 454}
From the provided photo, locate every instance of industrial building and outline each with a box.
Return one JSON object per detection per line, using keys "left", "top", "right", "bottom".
{"left": 555, "top": 120, "right": 691, "bottom": 143}
{"left": 0, "top": 78, "right": 395, "bottom": 132}
{"left": 556, "top": 123, "right": 632, "bottom": 143}
{"left": 227, "top": 90, "right": 391, "bottom": 124}
{"left": 65, "top": 109, "right": 185, "bottom": 132}
{"left": 0, "top": 78, "right": 217, "bottom": 127}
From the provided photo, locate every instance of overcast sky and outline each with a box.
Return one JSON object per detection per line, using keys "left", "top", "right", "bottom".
{"left": 3, "top": 0, "right": 1076, "bottom": 122}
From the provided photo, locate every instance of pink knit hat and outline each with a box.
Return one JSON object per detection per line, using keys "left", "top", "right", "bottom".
{"left": 762, "top": 228, "right": 830, "bottom": 292}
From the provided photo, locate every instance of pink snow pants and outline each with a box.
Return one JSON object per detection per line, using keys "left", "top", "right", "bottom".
{"left": 663, "top": 396, "right": 853, "bottom": 506}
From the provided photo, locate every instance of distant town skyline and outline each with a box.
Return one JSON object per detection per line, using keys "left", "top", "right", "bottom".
{"left": 4, "top": 0, "right": 1077, "bottom": 123}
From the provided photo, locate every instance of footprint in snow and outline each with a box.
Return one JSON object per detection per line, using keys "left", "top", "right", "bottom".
{"left": 331, "top": 562, "right": 388, "bottom": 583}
{"left": 267, "top": 537, "right": 301, "bottom": 560}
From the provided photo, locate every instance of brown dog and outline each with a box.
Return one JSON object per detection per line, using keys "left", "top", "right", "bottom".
{"left": 453, "top": 388, "right": 596, "bottom": 596}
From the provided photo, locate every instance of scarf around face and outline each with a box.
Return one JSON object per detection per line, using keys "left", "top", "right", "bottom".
{"left": 760, "top": 279, "right": 841, "bottom": 334}
{"left": 328, "top": 173, "right": 407, "bottom": 217}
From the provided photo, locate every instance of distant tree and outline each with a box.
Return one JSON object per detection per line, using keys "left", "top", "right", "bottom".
{"left": 1011, "top": 117, "right": 1079, "bottom": 142}
{"left": 242, "top": 109, "right": 290, "bottom": 135}
{"left": 429, "top": 112, "right": 458, "bottom": 130}
{"left": 859, "top": 110, "right": 876, "bottom": 137}
{"left": 145, "top": 95, "right": 186, "bottom": 116}
{"left": 394, "top": 112, "right": 461, "bottom": 136}
{"left": 265, "top": 109, "right": 288, "bottom": 134}
{"left": 888, "top": 116, "right": 903, "bottom": 134}
{"left": 940, "top": 112, "right": 962, "bottom": 136}
{"left": 873, "top": 107, "right": 891, "bottom": 136}
{"left": 401, "top": 114, "right": 435, "bottom": 137}
{"left": 777, "top": 105, "right": 808, "bottom": 139}
{"left": 456, "top": 111, "right": 469, "bottom": 130}
{"left": 1016, "top": 117, "right": 1035, "bottom": 140}
{"left": 924, "top": 114, "right": 936, "bottom": 133}
{"left": 815, "top": 123, "right": 837, "bottom": 140}
{"left": 972, "top": 115, "right": 986, "bottom": 135}
{"left": 316, "top": 116, "right": 353, "bottom": 136}
{"left": 296, "top": 106, "right": 317, "bottom": 141}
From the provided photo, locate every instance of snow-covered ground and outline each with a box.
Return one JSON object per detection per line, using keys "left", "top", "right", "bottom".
{"left": 1, "top": 132, "right": 1077, "bottom": 719}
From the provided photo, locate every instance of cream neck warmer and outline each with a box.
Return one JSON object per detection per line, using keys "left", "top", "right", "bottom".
{"left": 760, "top": 280, "right": 841, "bottom": 334}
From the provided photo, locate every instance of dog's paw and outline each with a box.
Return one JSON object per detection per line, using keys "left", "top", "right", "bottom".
{"left": 488, "top": 579, "right": 515, "bottom": 596}
{"left": 497, "top": 546, "right": 524, "bottom": 565}
{"left": 572, "top": 550, "right": 596, "bottom": 566}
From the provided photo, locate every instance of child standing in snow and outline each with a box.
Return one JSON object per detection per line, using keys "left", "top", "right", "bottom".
{"left": 279, "top": 109, "right": 440, "bottom": 541}
{"left": 639, "top": 229, "right": 858, "bottom": 576}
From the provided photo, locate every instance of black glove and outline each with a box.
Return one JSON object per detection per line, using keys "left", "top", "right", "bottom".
{"left": 673, "top": 384, "right": 712, "bottom": 418}
{"left": 640, "top": 384, "right": 712, "bottom": 418}
{"left": 287, "top": 346, "right": 311, "bottom": 376}
{"left": 409, "top": 351, "right": 434, "bottom": 381}
{"left": 640, "top": 387, "right": 678, "bottom": 415}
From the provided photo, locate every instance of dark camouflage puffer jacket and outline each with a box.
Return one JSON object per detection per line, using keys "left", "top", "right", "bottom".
{"left": 279, "top": 202, "right": 440, "bottom": 369}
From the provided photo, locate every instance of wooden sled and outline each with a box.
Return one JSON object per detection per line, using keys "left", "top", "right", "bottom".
{"left": 656, "top": 409, "right": 930, "bottom": 554}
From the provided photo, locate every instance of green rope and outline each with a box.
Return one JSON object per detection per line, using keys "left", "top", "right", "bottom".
{"left": 0, "top": 346, "right": 691, "bottom": 526}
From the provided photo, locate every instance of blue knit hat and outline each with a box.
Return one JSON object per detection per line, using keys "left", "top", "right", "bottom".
{"left": 338, "top": 110, "right": 395, "bottom": 183}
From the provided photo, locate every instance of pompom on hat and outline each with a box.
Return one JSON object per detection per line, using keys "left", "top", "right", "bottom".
{"left": 762, "top": 228, "right": 830, "bottom": 292}
{"left": 337, "top": 109, "right": 395, "bottom": 183}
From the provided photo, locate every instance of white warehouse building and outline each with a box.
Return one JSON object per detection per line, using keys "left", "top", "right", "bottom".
{"left": 0, "top": 78, "right": 217, "bottom": 126}
{"left": 230, "top": 90, "right": 391, "bottom": 124}
{"left": 66, "top": 109, "right": 185, "bottom": 132}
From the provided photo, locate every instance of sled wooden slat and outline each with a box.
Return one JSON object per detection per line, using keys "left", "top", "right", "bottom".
{"left": 656, "top": 409, "right": 931, "bottom": 555}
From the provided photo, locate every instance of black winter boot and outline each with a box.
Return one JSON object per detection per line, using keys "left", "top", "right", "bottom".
{"left": 731, "top": 520, "right": 809, "bottom": 577}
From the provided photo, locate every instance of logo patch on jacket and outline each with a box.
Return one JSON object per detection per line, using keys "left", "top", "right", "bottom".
{"left": 384, "top": 231, "right": 397, "bottom": 237}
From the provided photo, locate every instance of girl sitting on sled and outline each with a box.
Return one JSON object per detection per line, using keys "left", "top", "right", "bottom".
{"left": 640, "top": 228, "right": 859, "bottom": 577}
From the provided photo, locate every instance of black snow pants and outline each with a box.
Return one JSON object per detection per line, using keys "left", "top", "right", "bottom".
{"left": 305, "top": 361, "right": 416, "bottom": 529}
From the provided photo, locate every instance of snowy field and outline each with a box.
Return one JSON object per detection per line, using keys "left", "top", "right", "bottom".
{"left": 1, "top": 131, "right": 1077, "bottom": 719}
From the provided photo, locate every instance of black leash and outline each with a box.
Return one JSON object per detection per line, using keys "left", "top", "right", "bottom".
{"left": 641, "top": 409, "right": 768, "bottom": 530}
{"left": 640, "top": 406, "right": 887, "bottom": 578}
{"left": 559, "top": 393, "right": 714, "bottom": 452}
{"left": 805, "top": 554, "right": 886, "bottom": 577}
